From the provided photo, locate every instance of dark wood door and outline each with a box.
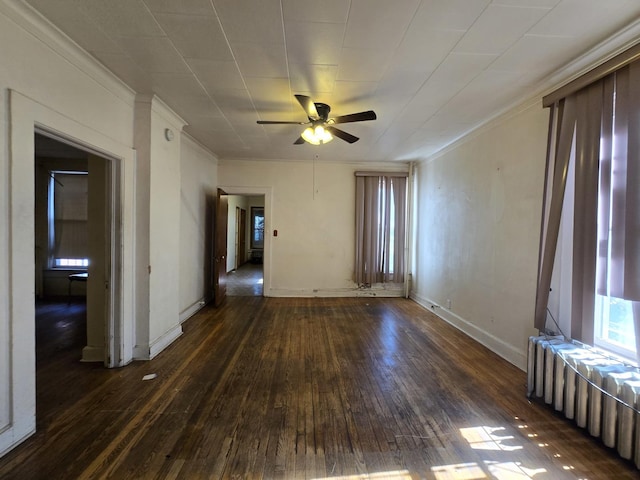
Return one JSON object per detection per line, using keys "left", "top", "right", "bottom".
{"left": 238, "top": 208, "right": 247, "bottom": 266}
{"left": 213, "top": 189, "right": 228, "bottom": 307}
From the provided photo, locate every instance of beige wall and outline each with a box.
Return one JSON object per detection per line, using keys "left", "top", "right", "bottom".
{"left": 411, "top": 102, "right": 548, "bottom": 370}
{"left": 219, "top": 159, "right": 409, "bottom": 296}
{"left": 180, "top": 136, "right": 218, "bottom": 319}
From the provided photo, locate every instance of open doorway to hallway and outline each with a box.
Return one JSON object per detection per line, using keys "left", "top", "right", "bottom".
{"left": 34, "top": 132, "right": 115, "bottom": 426}
{"left": 226, "top": 194, "right": 264, "bottom": 297}
{"left": 34, "top": 131, "right": 117, "bottom": 404}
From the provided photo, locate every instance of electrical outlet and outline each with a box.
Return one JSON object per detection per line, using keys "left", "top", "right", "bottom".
{"left": 446, "top": 299, "right": 451, "bottom": 309}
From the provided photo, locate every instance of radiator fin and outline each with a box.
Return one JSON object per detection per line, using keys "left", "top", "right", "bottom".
{"left": 528, "top": 336, "right": 640, "bottom": 469}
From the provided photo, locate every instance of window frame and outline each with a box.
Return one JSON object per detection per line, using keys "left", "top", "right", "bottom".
{"left": 250, "top": 206, "right": 264, "bottom": 250}
{"left": 48, "top": 170, "right": 89, "bottom": 270}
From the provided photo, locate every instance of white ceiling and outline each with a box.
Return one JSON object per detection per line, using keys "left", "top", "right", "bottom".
{"left": 23, "top": 0, "right": 640, "bottom": 162}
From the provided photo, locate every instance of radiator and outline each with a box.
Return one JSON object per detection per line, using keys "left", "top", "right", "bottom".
{"left": 527, "top": 335, "right": 640, "bottom": 469}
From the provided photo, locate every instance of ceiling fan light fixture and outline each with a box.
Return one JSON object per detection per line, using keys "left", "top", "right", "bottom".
{"left": 302, "top": 125, "right": 333, "bottom": 145}
{"left": 258, "top": 95, "right": 375, "bottom": 145}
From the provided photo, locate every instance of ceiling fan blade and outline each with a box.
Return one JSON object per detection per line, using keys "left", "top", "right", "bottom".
{"left": 331, "top": 110, "right": 377, "bottom": 124}
{"left": 293, "top": 136, "right": 305, "bottom": 145}
{"left": 327, "top": 126, "right": 359, "bottom": 144}
{"left": 257, "top": 120, "right": 307, "bottom": 125}
{"left": 295, "top": 94, "right": 320, "bottom": 120}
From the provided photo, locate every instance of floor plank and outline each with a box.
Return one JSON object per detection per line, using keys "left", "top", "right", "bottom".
{"left": 1, "top": 297, "right": 638, "bottom": 479}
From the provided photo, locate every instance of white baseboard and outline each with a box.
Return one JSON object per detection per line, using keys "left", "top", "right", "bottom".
{"left": 0, "top": 423, "right": 35, "bottom": 458}
{"left": 179, "top": 298, "right": 207, "bottom": 323}
{"left": 267, "top": 286, "right": 405, "bottom": 298}
{"left": 133, "top": 324, "right": 183, "bottom": 361}
{"left": 410, "top": 291, "right": 526, "bottom": 371}
{"left": 133, "top": 344, "right": 149, "bottom": 361}
{"left": 148, "top": 324, "right": 183, "bottom": 360}
{"left": 81, "top": 345, "right": 105, "bottom": 363}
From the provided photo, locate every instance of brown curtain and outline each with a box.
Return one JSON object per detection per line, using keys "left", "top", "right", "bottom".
{"left": 570, "top": 81, "right": 603, "bottom": 342}
{"left": 355, "top": 173, "right": 407, "bottom": 285}
{"left": 534, "top": 97, "right": 577, "bottom": 330}
{"left": 596, "top": 64, "right": 640, "bottom": 301}
{"left": 536, "top": 58, "right": 640, "bottom": 352}
{"left": 594, "top": 64, "right": 640, "bottom": 359}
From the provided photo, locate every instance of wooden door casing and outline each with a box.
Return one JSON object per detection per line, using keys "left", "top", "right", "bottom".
{"left": 213, "top": 189, "right": 228, "bottom": 307}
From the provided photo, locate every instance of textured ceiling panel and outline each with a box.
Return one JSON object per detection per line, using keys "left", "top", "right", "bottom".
{"left": 22, "top": 0, "right": 640, "bottom": 162}
{"left": 153, "top": 13, "right": 233, "bottom": 61}
{"left": 285, "top": 21, "right": 345, "bottom": 66}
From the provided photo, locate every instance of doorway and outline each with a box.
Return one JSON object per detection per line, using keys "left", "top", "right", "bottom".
{"left": 34, "top": 133, "right": 115, "bottom": 368}
{"left": 225, "top": 194, "right": 265, "bottom": 297}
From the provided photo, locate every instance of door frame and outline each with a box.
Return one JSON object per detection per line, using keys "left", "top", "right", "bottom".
{"left": 218, "top": 186, "right": 271, "bottom": 297}
{"left": 213, "top": 189, "right": 228, "bottom": 307}
{"left": 1, "top": 90, "right": 135, "bottom": 456}
{"left": 36, "top": 130, "right": 122, "bottom": 368}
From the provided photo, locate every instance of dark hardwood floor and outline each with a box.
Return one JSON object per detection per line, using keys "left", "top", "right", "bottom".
{"left": 0, "top": 297, "right": 637, "bottom": 479}
{"left": 227, "top": 263, "right": 263, "bottom": 297}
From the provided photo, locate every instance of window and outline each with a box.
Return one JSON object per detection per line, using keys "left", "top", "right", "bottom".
{"left": 251, "top": 207, "right": 264, "bottom": 249}
{"left": 354, "top": 173, "right": 407, "bottom": 286}
{"left": 594, "top": 116, "right": 637, "bottom": 358}
{"left": 594, "top": 296, "right": 636, "bottom": 358}
{"left": 49, "top": 171, "right": 89, "bottom": 269}
{"left": 536, "top": 57, "right": 640, "bottom": 363}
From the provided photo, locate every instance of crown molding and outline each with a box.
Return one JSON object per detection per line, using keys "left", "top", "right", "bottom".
{"left": 0, "top": 0, "right": 135, "bottom": 106}
{"left": 150, "top": 95, "right": 186, "bottom": 130}
{"left": 421, "top": 18, "right": 640, "bottom": 164}
{"left": 182, "top": 131, "right": 219, "bottom": 163}
{"left": 538, "top": 17, "right": 640, "bottom": 100}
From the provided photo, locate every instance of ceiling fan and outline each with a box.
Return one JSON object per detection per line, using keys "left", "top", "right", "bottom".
{"left": 257, "top": 94, "right": 377, "bottom": 145}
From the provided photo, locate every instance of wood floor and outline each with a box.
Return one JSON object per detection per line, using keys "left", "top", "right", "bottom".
{"left": 0, "top": 297, "right": 637, "bottom": 479}
{"left": 227, "top": 263, "right": 263, "bottom": 297}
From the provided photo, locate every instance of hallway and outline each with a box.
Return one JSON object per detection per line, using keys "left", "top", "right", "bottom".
{"left": 227, "top": 262, "right": 263, "bottom": 297}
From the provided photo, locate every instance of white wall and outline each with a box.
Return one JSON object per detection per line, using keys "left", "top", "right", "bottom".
{"left": 0, "top": 0, "right": 136, "bottom": 456}
{"left": 135, "top": 96, "right": 186, "bottom": 359}
{"left": 411, "top": 102, "right": 548, "bottom": 370}
{"left": 148, "top": 103, "right": 183, "bottom": 353}
{"left": 180, "top": 136, "right": 218, "bottom": 320}
{"left": 0, "top": 0, "right": 211, "bottom": 455}
{"left": 219, "top": 159, "right": 408, "bottom": 297}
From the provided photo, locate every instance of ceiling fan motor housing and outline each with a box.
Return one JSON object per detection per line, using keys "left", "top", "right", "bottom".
{"left": 314, "top": 103, "right": 331, "bottom": 121}
{"left": 257, "top": 95, "right": 376, "bottom": 144}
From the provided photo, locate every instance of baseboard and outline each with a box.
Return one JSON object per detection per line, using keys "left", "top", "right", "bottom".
{"left": 179, "top": 298, "right": 207, "bottom": 323}
{"left": 410, "top": 291, "right": 526, "bottom": 371}
{"left": 267, "top": 286, "right": 405, "bottom": 298}
{"left": 0, "top": 424, "right": 35, "bottom": 459}
{"left": 132, "top": 324, "right": 183, "bottom": 361}
{"left": 80, "top": 345, "right": 104, "bottom": 363}
{"left": 133, "top": 344, "right": 150, "bottom": 361}
{"left": 148, "top": 324, "right": 183, "bottom": 360}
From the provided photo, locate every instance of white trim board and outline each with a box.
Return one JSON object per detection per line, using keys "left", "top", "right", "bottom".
{"left": 410, "top": 292, "right": 527, "bottom": 371}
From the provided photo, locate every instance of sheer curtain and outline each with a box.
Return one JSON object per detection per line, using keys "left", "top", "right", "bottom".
{"left": 535, "top": 58, "right": 640, "bottom": 361}
{"left": 355, "top": 173, "right": 407, "bottom": 286}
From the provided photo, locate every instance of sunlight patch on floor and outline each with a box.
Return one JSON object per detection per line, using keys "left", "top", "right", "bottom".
{"left": 459, "top": 426, "right": 522, "bottom": 452}
{"left": 312, "top": 470, "right": 412, "bottom": 480}
{"left": 432, "top": 461, "right": 547, "bottom": 480}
